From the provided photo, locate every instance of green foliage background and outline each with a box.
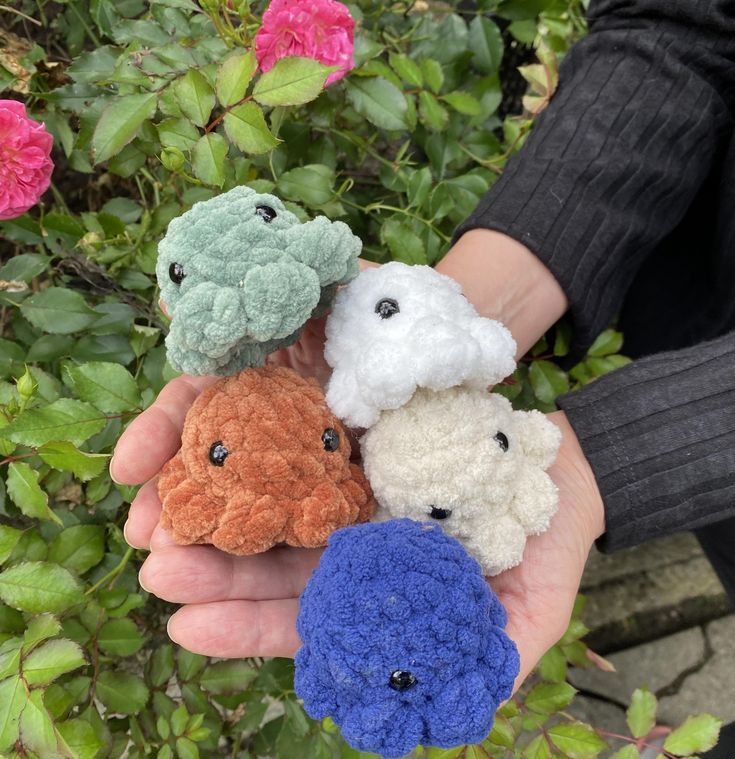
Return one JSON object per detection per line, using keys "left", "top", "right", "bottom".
{"left": 0, "top": 0, "right": 721, "bottom": 757}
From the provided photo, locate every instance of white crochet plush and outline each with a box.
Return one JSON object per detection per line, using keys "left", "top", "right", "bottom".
{"left": 324, "top": 262, "right": 517, "bottom": 428}
{"left": 362, "top": 387, "right": 561, "bottom": 575}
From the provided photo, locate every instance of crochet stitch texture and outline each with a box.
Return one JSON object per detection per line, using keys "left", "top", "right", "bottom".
{"left": 157, "top": 186, "right": 361, "bottom": 376}
{"left": 158, "top": 367, "right": 375, "bottom": 554}
{"left": 362, "top": 388, "right": 561, "bottom": 575}
{"left": 295, "top": 519, "right": 520, "bottom": 757}
{"left": 324, "top": 262, "right": 517, "bottom": 428}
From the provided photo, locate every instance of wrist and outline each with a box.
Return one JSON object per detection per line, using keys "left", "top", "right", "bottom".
{"left": 436, "top": 229, "right": 568, "bottom": 358}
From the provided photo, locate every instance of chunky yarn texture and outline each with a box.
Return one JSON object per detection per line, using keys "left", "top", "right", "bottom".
{"left": 156, "top": 187, "right": 360, "bottom": 376}
{"left": 362, "top": 388, "right": 561, "bottom": 575}
{"left": 324, "top": 262, "right": 517, "bottom": 427}
{"left": 158, "top": 367, "right": 375, "bottom": 554}
{"left": 295, "top": 519, "right": 519, "bottom": 757}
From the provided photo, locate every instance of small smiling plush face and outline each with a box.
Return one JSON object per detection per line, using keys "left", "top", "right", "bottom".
{"left": 157, "top": 367, "right": 375, "bottom": 555}
{"left": 156, "top": 186, "right": 361, "bottom": 376}
{"left": 324, "top": 261, "right": 517, "bottom": 428}
{"left": 295, "top": 519, "right": 519, "bottom": 758}
{"left": 362, "top": 387, "right": 561, "bottom": 575}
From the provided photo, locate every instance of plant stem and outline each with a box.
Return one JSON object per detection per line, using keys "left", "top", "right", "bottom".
{"left": 85, "top": 547, "right": 135, "bottom": 595}
{"left": 66, "top": 1, "right": 102, "bottom": 47}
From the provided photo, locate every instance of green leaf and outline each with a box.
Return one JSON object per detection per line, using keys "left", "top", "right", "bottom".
{"left": 529, "top": 359, "right": 570, "bottom": 404}
{"left": 56, "top": 718, "right": 104, "bottom": 759}
{"left": 174, "top": 69, "right": 216, "bottom": 127}
{"left": 419, "top": 57, "right": 444, "bottom": 93}
{"left": 389, "top": 53, "right": 423, "bottom": 87}
{"left": 381, "top": 219, "right": 427, "bottom": 264}
{"left": 538, "top": 645, "right": 567, "bottom": 682}
{"left": 23, "top": 639, "right": 86, "bottom": 686}
{"left": 626, "top": 688, "right": 657, "bottom": 739}
{"left": 0, "top": 562, "right": 85, "bottom": 614}
{"left": 216, "top": 52, "right": 257, "bottom": 106}
{"left": 3, "top": 398, "right": 106, "bottom": 447}
{"left": 523, "top": 734, "right": 552, "bottom": 758}
{"left": 588, "top": 329, "right": 624, "bottom": 357}
{"left": 96, "top": 671, "right": 150, "bottom": 714}
{"left": 0, "top": 253, "right": 47, "bottom": 283}
{"left": 487, "top": 714, "right": 515, "bottom": 749}
{"left": 0, "top": 676, "right": 26, "bottom": 753}
{"left": 7, "top": 462, "right": 61, "bottom": 525}
{"left": 176, "top": 736, "right": 199, "bottom": 759}
{"left": 663, "top": 714, "right": 722, "bottom": 755}
{"left": 37, "top": 442, "right": 110, "bottom": 482}
{"left": 200, "top": 660, "right": 257, "bottom": 695}
{"left": 92, "top": 93, "right": 158, "bottom": 163}
{"left": 20, "top": 288, "right": 99, "bottom": 334}
{"left": 224, "top": 103, "right": 280, "bottom": 155}
{"left": 19, "top": 689, "right": 58, "bottom": 757}
{"left": 547, "top": 722, "right": 608, "bottom": 759}
{"left": 442, "top": 91, "right": 483, "bottom": 116}
{"left": 177, "top": 649, "right": 208, "bottom": 681}
{"left": 469, "top": 16, "right": 504, "bottom": 74}
{"left": 347, "top": 77, "right": 409, "bottom": 131}
{"left": 525, "top": 682, "right": 577, "bottom": 714}
{"left": 48, "top": 526, "right": 106, "bottom": 574}
{"left": 170, "top": 703, "right": 188, "bottom": 736}
{"left": 147, "top": 643, "right": 175, "bottom": 688}
{"left": 98, "top": 618, "right": 145, "bottom": 657}
{"left": 62, "top": 361, "right": 141, "bottom": 413}
{"left": 192, "top": 133, "right": 228, "bottom": 188}
{"left": 23, "top": 613, "right": 61, "bottom": 651}
{"left": 278, "top": 164, "right": 335, "bottom": 207}
{"left": 0, "top": 526, "right": 23, "bottom": 565}
{"left": 253, "top": 57, "right": 332, "bottom": 107}
{"left": 609, "top": 747, "right": 640, "bottom": 759}
{"left": 157, "top": 117, "right": 200, "bottom": 150}
{"left": 418, "top": 91, "right": 449, "bottom": 131}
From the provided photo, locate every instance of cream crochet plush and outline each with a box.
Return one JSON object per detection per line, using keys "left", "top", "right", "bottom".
{"left": 361, "top": 387, "right": 561, "bottom": 575}
{"left": 324, "top": 262, "right": 517, "bottom": 428}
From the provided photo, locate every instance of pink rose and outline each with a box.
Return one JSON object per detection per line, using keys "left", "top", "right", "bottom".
{"left": 255, "top": 0, "right": 355, "bottom": 87}
{"left": 0, "top": 100, "right": 54, "bottom": 221}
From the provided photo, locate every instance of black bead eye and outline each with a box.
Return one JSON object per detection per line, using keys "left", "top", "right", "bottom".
{"left": 209, "top": 441, "right": 229, "bottom": 466}
{"left": 255, "top": 205, "right": 277, "bottom": 223}
{"left": 389, "top": 670, "right": 417, "bottom": 691}
{"left": 493, "top": 432, "right": 509, "bottom": 452}
{"left": 375, "top": 298, "right": 400, "bottom": 319}
{"left": 169, "top": 262, "right": 185, "bottom": 285}
{"left": 428, "top": 505, "right": 452, "bottom": 520}
{"left": 322, "top": 428, "right": 340, "bottom": 452}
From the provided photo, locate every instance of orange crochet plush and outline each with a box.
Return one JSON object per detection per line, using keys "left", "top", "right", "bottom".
{"left": 158, "top": 366, "right": 375, "bottom": 554}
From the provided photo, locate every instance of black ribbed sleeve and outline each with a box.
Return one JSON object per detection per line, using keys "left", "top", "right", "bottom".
{"left": 556, "top": 331, "right": 735, "bottom": 551}
{"left": 457, "top": 0, "right": 735, "bottom": 357}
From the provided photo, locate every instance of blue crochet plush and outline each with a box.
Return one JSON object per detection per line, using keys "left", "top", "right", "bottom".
{"left": 156, "top": 187, "right": 361, "bottom": 376}
{"left": 295, "top": 519, "right": 519, "bottom": 757}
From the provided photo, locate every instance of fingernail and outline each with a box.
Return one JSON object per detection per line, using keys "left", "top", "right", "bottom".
{"left": 138, "top": 569, "right": 151, "bottom": 594}
{"left": 109, "top": 455, "right": 120, "bottom": 484}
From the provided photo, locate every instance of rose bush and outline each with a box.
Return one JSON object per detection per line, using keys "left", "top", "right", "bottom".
{"left": 0, "top": 0, "right": 723, "bottom": 757}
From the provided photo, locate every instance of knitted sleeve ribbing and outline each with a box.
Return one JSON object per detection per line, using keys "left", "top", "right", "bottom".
{"left": 455, "top": 0, "right": 735, "bottom": 357}
{"left": 556, "top": 331, "right": 735, "bottom": 552}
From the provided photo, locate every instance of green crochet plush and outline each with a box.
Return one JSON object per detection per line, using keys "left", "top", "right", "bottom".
{"left": 156, "top": 187, "right": 361, "bottom": 376}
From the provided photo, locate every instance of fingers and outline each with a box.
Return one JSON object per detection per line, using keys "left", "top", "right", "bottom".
{"left": 139, "top": 545, "right": 322, "bottom": 604}
{"left": 124, "top": 479, "right": 162, "bottom": 550}
{"left": 167, "top": 599, "right": 301, "bottom": 658}
{"left": 110, "top": 374, "right": 217, "bottom": 485}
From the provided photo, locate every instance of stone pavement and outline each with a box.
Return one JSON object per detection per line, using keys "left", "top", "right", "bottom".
{"left": 565, "top": 532, "right": 735, "bottom": 730}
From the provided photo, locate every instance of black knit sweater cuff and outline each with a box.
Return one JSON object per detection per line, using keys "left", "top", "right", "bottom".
{"left": 556, "top": 331, "right": 735, "bottom": 552}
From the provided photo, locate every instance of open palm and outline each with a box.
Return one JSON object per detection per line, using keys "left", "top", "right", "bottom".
{"left": 112, "top": 343, "right": 603, "bottom": 686}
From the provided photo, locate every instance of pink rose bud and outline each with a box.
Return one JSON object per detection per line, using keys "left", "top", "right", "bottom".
{"left": 0, "top": 100, "right": 54, "bottom": 221}
{"left": 255, "top": 0, "right": 355, "bottom": 87}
